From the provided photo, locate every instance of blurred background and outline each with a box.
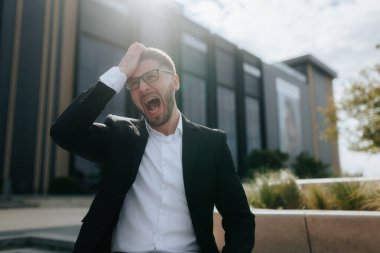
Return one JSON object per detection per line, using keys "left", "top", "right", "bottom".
{"left": 0, "top": 0, "right": 379, "bottom": 195}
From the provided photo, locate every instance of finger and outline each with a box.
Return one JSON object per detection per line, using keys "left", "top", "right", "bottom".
{"left": 119, "top": 42, "right": 146, "bottom": 77}
{"left": 127, "top": 42, "right": 145, "bottom": 54}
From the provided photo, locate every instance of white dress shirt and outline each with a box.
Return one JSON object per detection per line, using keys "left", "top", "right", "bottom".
{"left": 100, "top": 67, "right": 200, "bottom": 253}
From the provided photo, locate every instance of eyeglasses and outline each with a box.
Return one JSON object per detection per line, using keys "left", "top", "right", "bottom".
{"left": 125, "top": 69, "right": 174, "bottom": 90}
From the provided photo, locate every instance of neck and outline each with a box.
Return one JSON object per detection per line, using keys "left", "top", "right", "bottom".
{"left": 152, "top": 106, "right": 180, "bottom": 135}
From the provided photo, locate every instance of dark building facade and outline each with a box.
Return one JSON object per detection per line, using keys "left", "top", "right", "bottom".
{"left": 0, "top": 0, "right": 340, "bottom": 194}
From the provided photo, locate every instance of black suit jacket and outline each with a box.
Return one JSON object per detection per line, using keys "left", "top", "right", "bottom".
{"left": 50, "top": 82, "right": 255, "bottom": 253}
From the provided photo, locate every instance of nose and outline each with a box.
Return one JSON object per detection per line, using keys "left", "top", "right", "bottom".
{"left": 138, "top": 79, "right": 150, "bottom": 91}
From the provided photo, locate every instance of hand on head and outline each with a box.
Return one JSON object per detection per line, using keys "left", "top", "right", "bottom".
{"left": 119, "top": 42, "right": 146, "bottom": 78}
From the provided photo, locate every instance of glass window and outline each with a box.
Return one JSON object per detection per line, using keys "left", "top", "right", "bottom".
{"left": 276, "top": 78, "right": 303, "bottom": 158}
{"left": 243, "top": 63, "right": 261, "bottom": 78}
{"left": 244, "top": 63, "right": 261, "bottom": 97}
{"left": 181, "top": 33, "right": 208, "bottom": 77}
{"left": 75, "top": 34, "right": 126, "bottom": 183}
{"left": 216, "top": 49, "right": 235, "bottom": 87}
{"left": 244, "top": 73, "right": 260, "bottom": 97}
{"left": 77, "top": 34, "right": 126, "bottom": 119}
{"left": 217, "top": 86, "right": 237, "bottom": 164}
{"left": 182, "top": 33, "right": 207, "bottom": 53}
{"left": 245, "top": 97, "right": 261, "bottom": 152}
{"left": 182, "top": 73, "right": 207, "bottom": 125}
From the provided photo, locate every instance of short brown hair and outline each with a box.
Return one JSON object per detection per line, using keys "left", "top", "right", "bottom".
{"left": 139, "top": 47, "right": 176, "bottom": 74}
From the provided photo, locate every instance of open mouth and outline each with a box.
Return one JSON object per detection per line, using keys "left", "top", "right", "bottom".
{"left": 143, "top": 96, "right": 161, "bottom": 113}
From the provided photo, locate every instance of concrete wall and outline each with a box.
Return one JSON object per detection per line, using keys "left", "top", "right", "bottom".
{"left": 213, "top": 209, "right": 380, "bottom": 253}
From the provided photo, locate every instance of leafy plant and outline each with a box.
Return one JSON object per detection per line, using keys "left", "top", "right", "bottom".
{"left": 246, "top": 149, "right": 289, "bottom": 175}
{"left": 321, "top": 50, "right": 380, "bottom": 154}
{"left": 292, "top": 152, "right": 330, "bottom": 178}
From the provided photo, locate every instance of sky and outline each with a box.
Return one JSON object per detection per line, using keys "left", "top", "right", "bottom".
{"left": 173, "top": 0, "right": 380, "bottom": 176}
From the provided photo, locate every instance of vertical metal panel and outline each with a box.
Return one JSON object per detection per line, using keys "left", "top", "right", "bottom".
{"left": 314, "top": 68, "right": 333, "bottom": 167}
{"left": 9, "top": 0, "right": 45, "bottom": 193}
{"left": 54, "top": 0, "right": 79, "bottom": 179}
{"left": 34, "top": 0, "right": 52, "bottom": 193}
{"left": 2, "top": 0, "right": 23, "bottom": 194}
{"left": 41, "top": 0, "right": 60, "bottom": 193}
{"left": 325, "top": 76, "right": 341, "bottom": 174}
{"left": 0, "top": 0, "right": 18, "bottom": 192}
{"left": 235, "top": 49, "right": 246, "bottom": 173}
{"left": 307, "top": 64, "right": 321, "bottom": 160}
{"left": 262, "top": 63, "right": 280, "bottom": 150}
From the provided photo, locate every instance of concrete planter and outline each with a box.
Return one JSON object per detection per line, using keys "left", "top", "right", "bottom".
{"left": 213, "top": 209, "right": 380, "bottom": 253}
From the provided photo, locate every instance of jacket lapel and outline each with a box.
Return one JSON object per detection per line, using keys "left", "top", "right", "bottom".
{"left": 133, "top": 118, "right": 149, "bottom": 170}
{"left": 182, "top": 116, "right": 199, "bottom": 205}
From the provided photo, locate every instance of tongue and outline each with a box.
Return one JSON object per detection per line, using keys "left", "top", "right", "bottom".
{"left": 146, "top": 98, "right": 160, "bottom": 112}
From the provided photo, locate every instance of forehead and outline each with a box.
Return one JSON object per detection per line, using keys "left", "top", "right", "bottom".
{"left": 133, "top": 59, "right": 160, "bottom": 77}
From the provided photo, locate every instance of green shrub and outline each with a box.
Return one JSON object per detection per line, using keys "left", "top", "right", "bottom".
{"left": 260, "top": 180, "right": 303, "bottom": 209}
{"left": 304, "top": 185, "right": 335, "bottom": 210}
{"left": 328, "top": 182, "right": 363, "bottom": 210}
{"left": 48, "top": 176, "right": 87, "bottom": 195}
{"left": 245, "top": 170, "right": 380, "bottom": 211}
{"left": 303, "top": 181, "right": 380, "bottom": 211}
{"left": 292, "top": 152, "right": 330, "bottom": 178}
{"left": 361, "top": 182, "right": 380, "bottom": 211}
{"left": 327, "top": 181, "right": 380, "bottom": 211}
{"left": 246, "top": 170, "right": 303, "bottom": 209}
{"left": 246, "top": 149, "right": 289, "bottom": 175}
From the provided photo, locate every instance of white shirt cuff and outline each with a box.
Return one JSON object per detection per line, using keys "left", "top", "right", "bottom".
{"left": 99, "top": 67, "right": 127, "bottom": 94}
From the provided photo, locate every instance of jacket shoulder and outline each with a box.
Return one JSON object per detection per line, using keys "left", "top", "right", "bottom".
{"left": 104, "top": 114, "right": 140, "bottom": 126}
{"left": 185, "top": 119, "right": 226, "bottom": 140}
{"left": 105, "top": 114, "right": 140, "bottom": 125}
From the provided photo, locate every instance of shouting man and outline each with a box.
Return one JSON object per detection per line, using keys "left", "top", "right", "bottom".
{"left": 50, "top": 42, "right": 255, "bottom": 253}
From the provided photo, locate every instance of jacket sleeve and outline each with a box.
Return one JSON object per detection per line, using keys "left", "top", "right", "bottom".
{"left": 214, "top": 133, "right": 255, "bottom": 253}
{"left": 50, "top": 82, "right": 116, "bottom": 164}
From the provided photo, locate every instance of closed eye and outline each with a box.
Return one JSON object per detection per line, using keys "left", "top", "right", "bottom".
{"left": 143, "top": 71, "right": 159, "bottom": 83}
{"left": 127, "top": 78, "right": 139, "bottom": 88}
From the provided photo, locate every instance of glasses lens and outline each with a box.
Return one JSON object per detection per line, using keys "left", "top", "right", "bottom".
{"left": 142, "top": 70, "right": 159, "bottom": 84}
{"left": 126, "top": 78, "right": 140, "bottom": 90}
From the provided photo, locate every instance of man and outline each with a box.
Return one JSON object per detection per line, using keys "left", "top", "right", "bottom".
{"left": 50, "top": 42, "right": 255, "bottom": 253}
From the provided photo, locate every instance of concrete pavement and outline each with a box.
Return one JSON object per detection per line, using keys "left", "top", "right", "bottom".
{"left": 0, "top": 196, "right": 91, "bottom": 252}
{"left": 0, "top": 207, "right": 87, "bottom": 232}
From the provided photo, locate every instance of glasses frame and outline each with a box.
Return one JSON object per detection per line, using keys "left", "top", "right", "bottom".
{"left": 125, "top": 68, "right": 174, "bottom": 90}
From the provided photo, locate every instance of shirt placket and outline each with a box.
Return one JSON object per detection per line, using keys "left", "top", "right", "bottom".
{"left": 155, "top": 138, "right": 172, "bottom": 247}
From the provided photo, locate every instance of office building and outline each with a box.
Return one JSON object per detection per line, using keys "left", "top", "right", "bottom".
{"left": 0, "top": 0, "right": 340, "bottom": 193}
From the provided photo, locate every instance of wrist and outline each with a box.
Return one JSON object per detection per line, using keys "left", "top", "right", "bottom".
{"left": 99, "top": 67, "right": 127, "bottom": 94}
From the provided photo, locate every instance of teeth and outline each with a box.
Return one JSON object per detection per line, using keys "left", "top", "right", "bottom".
{"left": 144, "top": 98, "right": 155, "bottom": 106}
{"left": 142, "top": 95, "right": 158, "bottom": 105}
{"left": 146, "top": 97, "right": 156, "bottom": 102}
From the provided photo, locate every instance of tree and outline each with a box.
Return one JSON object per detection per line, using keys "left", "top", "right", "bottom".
{"left": 322, "top": 45, "right": 380, "bottom": 153}
{"left": 340, "top": 65, "right": 380, "bottom": 153}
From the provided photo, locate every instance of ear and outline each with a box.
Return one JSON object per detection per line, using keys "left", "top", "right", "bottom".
{"left": 172, "top": 74, "right": 180, "bottom": 91}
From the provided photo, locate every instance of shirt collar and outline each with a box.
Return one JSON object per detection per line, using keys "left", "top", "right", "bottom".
{"left": 145, "top": 111, "right": 183, "bottom": 140}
